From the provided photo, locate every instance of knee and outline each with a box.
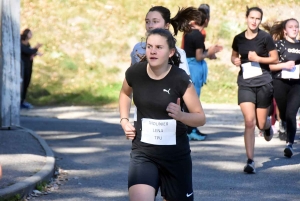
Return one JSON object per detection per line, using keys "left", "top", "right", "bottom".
{"left": 245, "top": 120, "right": 256, "bottom": 129}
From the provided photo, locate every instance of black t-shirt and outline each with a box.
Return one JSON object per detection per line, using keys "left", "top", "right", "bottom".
{"left": 232, "top": 29, "right": 276, "bottom": 87}
{"left": 184, "top": 29, "right": 205, "bottom": 58}
{"left": 273, "top": 39, "right": 300, "bottom": 79}
{"left": 126, "top": 61, "right": 191, "bottom": 160}
{"left": 21, "top": 43, "right": 38, "bottom": 68}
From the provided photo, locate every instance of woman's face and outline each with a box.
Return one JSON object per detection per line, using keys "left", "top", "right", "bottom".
{"left": 145, "top": 11, "right": 169, "bottom": 33}
{"left": 27, "top": 31, "right": 32, "bottom": 40}
{"left": 246, "top": 10, "right": 262, "bottom": 31}
{"left": 146, "top": 34, "right": 174, "bottom": 68}
{"left": 284, "top": 20, "right": 299, "bottom": 39}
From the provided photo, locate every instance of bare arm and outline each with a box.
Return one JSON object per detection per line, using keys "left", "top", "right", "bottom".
{"left": 248, "top": 49, "right": 279, "bottom": 64}
{"left": 231, "top": 50, "right": 241, "bottom": 67}
{"left": 119, "top": 79, "right": 136, "bottom": 139}
{"left": 270, "top": 61, "right": 295, "bottom": 71}
{"left": 166, "top": 83, "right": 206, "bottom": 127}
{"left": 195, "top": 45, "right": 221, "bottom": 61}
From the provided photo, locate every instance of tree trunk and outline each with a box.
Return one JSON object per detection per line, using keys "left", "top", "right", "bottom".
{"left": 0, "top": 0, "right": 20, "bottom": 128}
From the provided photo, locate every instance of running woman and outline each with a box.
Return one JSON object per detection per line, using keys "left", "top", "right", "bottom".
{"left": 130, "top": 6, "right": 207, "bottom": 141}
{"left": 231, "top": 7, "right": 278, "bottom": 173}
{"left": 183, "top": 7, "right": 222, "bottom": 140}
{"left": 263, "top": 18, "right": 300, "bottom": 158}
{"left": 120, "top": 28, "right": 206, "bottom": 201}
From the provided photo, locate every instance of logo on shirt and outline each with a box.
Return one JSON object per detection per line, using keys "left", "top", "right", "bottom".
{"left": 163, "top": 88, "right": 171, "bottom": 94}
{"left": 186, "top": 192, "right": 193, "bottom": 197}
{"left": 287, "top": 48, "right": 300, "bottom": 54}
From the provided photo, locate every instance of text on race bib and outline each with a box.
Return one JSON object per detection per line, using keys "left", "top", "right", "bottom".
{"left": 141, "top": 118, "right": 176, "bottom": 145}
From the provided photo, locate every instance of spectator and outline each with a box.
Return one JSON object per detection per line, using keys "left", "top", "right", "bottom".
{"left": 20, "top": 28, "right": 42, "bottom": 109}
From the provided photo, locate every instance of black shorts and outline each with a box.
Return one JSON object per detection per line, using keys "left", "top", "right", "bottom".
{"left": 128, "top": 150, "right": 193, "bottom": 201}
{"left": 238, "top": 82, "right": 273, "bottom": 108}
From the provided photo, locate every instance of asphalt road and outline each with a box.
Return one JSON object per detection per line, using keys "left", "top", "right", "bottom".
{"left": 20, "top": 105, "right": 300, "bottom": 201}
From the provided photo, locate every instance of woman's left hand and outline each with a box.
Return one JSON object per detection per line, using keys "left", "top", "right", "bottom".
{"left": 166, "top": 98, "right": 183, "bottom": 121}
{"left": 248, "top": 51, "right": 259, "bottom": 62}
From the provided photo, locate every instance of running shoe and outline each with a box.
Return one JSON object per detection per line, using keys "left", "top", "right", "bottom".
{"left": 284, "top": 145, "right": 293, "bottom": 158}
{"left": 279, "top": 120, "right": 286, "bottom": 133}
{"left": 243, "top": 161, "right": 256, "bottom": 174}
{"left": 278, "top": 131, "right": 287, "bottom": 141}
{"left": 188, "top": 129, "right": 206, "bottom": 141}
{"left": 194, "top": 128, "right": 207, "bottom": 137}
{"left": 21, "top": 101, "right": 34, "bottom": 109}
{"left": 263, "top": 126, "right": 273, "bottom": 141}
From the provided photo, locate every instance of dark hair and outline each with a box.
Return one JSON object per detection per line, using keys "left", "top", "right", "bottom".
{"left": 148, "top": 6, "right": 201, "bottom": 36}
{"left": 146, "top": 28, "right": 181, "bottom": 66}
{"left": 199, "top": 4, "right": 210, "bottom": 20}
{"left": 246, "top": 6, "right": 263, "bottom": 20}
{"left": 196, "top": 8, "right": 209, "bottom": 26}
{"left": 262, "top": 18, "right": 299, "bottom": 40}
{"left": 21, "top": 28, "right": 31, "bottom": 41}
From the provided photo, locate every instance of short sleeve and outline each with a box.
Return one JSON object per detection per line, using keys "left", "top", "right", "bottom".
{"left": 176, "top": 47, "right": 190, "bottom": 75}
{"left": 265, "top": 34, "right": 276, "bottom": 52}
{"left": 194, "top": 32, "right": 205, "bottom": 50}
{"left": 130, "top": 42, "right": 146, "bottom": 65}
{"left": 232, "top": 35, "right": 238, "bottom": 52}
{"left": 125, "top": 65, "right": 134, "bottom": 87}
{"left": 130, "top": 49, "right": 137, "bottom": 65}
{"left": 275, "top": 40, "right": 284, "bottom": 62}
{"left": 178, "top": 69, "right": 193, "bottom": 96}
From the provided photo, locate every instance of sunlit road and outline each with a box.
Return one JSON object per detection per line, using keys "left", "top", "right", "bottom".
{"left": 21, "top": 105, "right": 300, "bottom": 201}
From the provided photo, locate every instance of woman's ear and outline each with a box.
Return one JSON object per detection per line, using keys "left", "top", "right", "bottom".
{"left": 165, "top": 23, "right": 170, "bottom": 30}
{"left": 189, "top": 21, "right": 196, "bottom": 28}
{"left": 169, "top": 48, "right": 175, "bottom": 58}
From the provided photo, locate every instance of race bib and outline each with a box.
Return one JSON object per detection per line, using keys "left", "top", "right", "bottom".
{"left": 242, "top": 62, "right": 262, "bottom": 79}
{"left": 141, "top": 118, "right": 176, "bottom": 145}
{"left": 281, "top": 65, "right": 300, "bottom": 79}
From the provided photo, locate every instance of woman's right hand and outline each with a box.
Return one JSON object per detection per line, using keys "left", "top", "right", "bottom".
{"left": 283, "top": 61, "right": 295, "bottom": 70}
{"left": 35, "top": 43, "right": 42, "bottom": 49}
{"left": 233, "top": 57, "right": 241, "bottom": 67}
{"left": 121, "top": 120, "right": 136, "bottom": 140}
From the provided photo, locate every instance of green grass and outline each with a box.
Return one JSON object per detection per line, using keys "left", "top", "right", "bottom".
{"left": 20, "top": 0, "right": 300, "bottom": 106}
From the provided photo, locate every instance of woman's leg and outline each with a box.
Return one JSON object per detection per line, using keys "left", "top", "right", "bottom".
{"left": 129, "top": 184, "right": 155, "bottom": 201}
{"left": 240, "top": 102, "right": 256, "bottom": 160}
{"left": 256, "top": 107, "right": 270, "bottom": 130}
{"left": 285, "top": 83, "right": 300, "bottom": 145}
{"left": 256, "top": 83, "right": 274, "bottom": 141}
{"left": 128, "top": 151, "right": 159, "bottom": 201}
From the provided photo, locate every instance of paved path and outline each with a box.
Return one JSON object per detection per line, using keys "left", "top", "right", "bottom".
{"left": 19, "top": 105, "right": 300, "bottom": 201}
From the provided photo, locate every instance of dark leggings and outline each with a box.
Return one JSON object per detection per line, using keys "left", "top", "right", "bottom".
{"left": 273, "top": 79, "right": 300, "bottom": 144}
{"left": 21, "top": 63, "right": 33, "bottom": 103}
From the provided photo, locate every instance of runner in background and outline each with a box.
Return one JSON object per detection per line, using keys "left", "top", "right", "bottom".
{"left": 263, "top": 18, "right": 300, "bottom": 158}
{"left": 183, "top": 5, "right": 222, "bottom": 140}
{"left": 231, "top": 7, "right": 278, "bottom": 173}
{"left": 130, "top": 6, "right": 201, "bottom": 75}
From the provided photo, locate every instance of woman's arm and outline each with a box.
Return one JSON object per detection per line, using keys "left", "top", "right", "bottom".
{"left": 166, "top": 83, "right": 206, "bottom": 127}
{"left": 21, "top": 44, "right": 38, "bottom": 55}
{"left": 248, "top": 49, "right": 279, "bottom": 64}
{"left": 119, "top": 79, "right": 136, "bottom": 139}
{"left": 231, "top": 50, "right": 241, "bottom": 67}
{"left": 269, "top": 60, "right": 295, "bottom": 71}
